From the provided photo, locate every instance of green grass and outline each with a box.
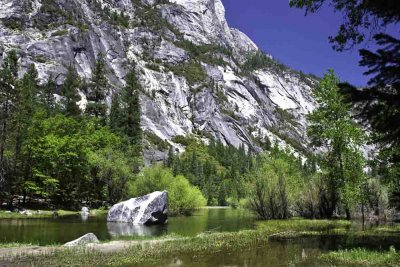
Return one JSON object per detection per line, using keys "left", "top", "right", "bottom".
{"left": 0, "top": 209, "right": 108, "bottom": 219}
{"left": 0, "top": 242, "right": 39, "bottom": 248}
{"left": 256, "top": 218, "right": 351, "bottom": 233}
{"left": 10, "top": 230, "right": 271, "bottom": 266}
{"left": 319, "top": 247, "right": 400, "bottom": 267}
{"left": 4, "top": 218, "right": 399, "bottom": 267}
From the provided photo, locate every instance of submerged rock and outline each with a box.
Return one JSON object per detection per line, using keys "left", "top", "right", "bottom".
{"left": 107, "top": 191, "right": 168, "bottom": 225}
{"left": 64, "top": 233, "right": 99, "bottom": 247}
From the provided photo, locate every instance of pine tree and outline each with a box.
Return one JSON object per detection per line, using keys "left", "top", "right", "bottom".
{"left": 38, "top": 75, "right": 57, "bottom": 116}
{"left": 120, "top": 68, "right": 142, "bottom": 155}
{"left": 61, "top": 66, "right": 81, "bottom": 117}
{"left": 86, "top": 53, "right": 108, "bottom": 122}
{"left": 109, "top": 92, "right": 123, "bottom": 133}
{"left": 11, "top": 64, "right": 40, "bottom": 197}
{"left": 0, "top": 50, "right": 19, "bottom": 193}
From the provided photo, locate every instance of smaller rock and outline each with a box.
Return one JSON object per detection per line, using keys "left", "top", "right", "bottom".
{"left": 64, "top": 233, "right": 99, "bottom": 247}
{"left": 19, "top": 210, "right": 32, "bottom": 216}
{"left": 5, "top": 211, "right": 11, "bottom": 214}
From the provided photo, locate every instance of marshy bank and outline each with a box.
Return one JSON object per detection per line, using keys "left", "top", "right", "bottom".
{"left": 1, "top": 215, "right": 399, "bottom": 267}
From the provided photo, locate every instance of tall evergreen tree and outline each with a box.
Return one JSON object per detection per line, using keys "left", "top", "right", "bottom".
{"left": 86, "top": 53, "right": 108, "bottom": 121}
{"left": 38, "top": 75, "right": 57, "bottom": 116}
{"left": 11, "top": 64, "right": 40, "bottom": 198}
{"left": 0, "top": 50, "right": 19, "bottom": 194}
{"left": 61, "top": 66, "right": 81, "bottom": 117}
{"left": 109, "top": 92, "right": 123, "bottom": 133}
{"left": 120, "top": 68, "right": 142, "bottom": 156}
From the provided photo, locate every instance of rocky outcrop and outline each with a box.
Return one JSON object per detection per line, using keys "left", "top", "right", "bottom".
{"left": 0, "top": 0, "right": 317, "bottom": 161}
{"left": 64, "top": 233, "right": 99, "bottom": 247}
{"left": 107, "top": 191, "right": 168, "bottom": 225}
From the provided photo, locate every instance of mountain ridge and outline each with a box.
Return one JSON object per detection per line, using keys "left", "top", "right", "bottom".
{"left": 0, "top": 0, "right": 317, "bottom": 162}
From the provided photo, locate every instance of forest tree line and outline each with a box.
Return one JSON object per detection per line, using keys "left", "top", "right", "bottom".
{"left": 0, "top": 51, "right": 143, "bottom": 209}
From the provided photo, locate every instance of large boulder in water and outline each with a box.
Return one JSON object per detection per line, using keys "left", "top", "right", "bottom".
{"left": 107, "top": 191, "right": 168, "bottom": 225}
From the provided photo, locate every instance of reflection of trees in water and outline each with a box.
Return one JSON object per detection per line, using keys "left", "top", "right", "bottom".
{"left": 107, "top": 222, "right": 165, "bottom": 237}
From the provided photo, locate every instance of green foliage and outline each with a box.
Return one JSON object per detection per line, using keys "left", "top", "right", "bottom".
{"left": 165, "top": 61, "right": 207, "bottom": 86}
{"left": 129, "top": 165, "right": 206, "bottom": 215}
{"left": 171, "top": 135, "right": 197, "bottom": 147}
{"left": 86, "top": 54, "right": 108, "bottom": 121}
{"left": 246, "top": 149, "right": 305, "bottom": 220}
{"left": 175, "top": 40, "right": 231, "bottom": 66}
{"left": 2, "top": 18, "right": 24, "bottom": 31}
{"left": 242, "top": 51, "right": 287, "bottom": 74}
{"left": 133, "top": 4, "right": 182, "bottom": 37}
{"left": 145, "top": 62, "right": 161, "bottom": 72}
{"left": 276, "top": 107, "right": 299, "bottom": 127}
{"left": 269, "top": 127, "right": 310, "bottom": 157}
{"left": 0, "top": 50, "right": 19, "bottom": 194}
{"left": 111, "top": 68, "right": 142, "bottom": 157}
{"left": 51, "top": 29, "right": 69, "bottom": 37}
{"left": 167, "top": 138, "right": 255, "bottom": 206}
{"left": 61, "top": 67, "right": 81, "bottom": 117}
{"left": 307, "top": 70, "right": 365, "bottom": 218}
{"left": 319, "top": 247, "right": 400, "bottom": 267}
{"left": 145, "top": 131, "right": 170, "bottom": 151}
{"left": 25, "top": 113, "right": 134, "bottom": 207}
{"left": 0, "top": 53, "right": 141, "bottom": 208}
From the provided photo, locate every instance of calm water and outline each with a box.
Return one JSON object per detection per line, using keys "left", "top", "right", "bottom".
{"left": 151, "top": 234, "right": 400, "bottom": 267}
{"left": 1, "top": 208, "right": 400, "bottom": 266}
{"left": 0, "top": 208, "right": 256, "bottom": 245}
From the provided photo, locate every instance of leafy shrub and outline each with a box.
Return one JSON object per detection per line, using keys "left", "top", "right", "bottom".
{"left": 2, "top": 19, "right": 23, "bottom": 31}
{"left": 145, "top": 63, "right": 161, "bottom": 72}
{"left": 145, "top": 131, "right": 170, "bottom": 151}
{"left": 171, "top": 135, "right": 198, "bottom": 147}
{"left": 247, "top": 152, "right": 304, "bottom": 220}
{"left": 129, "top": 165, "right": 206, "bottom": 215}
{"left": 165, "top": 61, "right": 207, "bottom": 85}
{"left": 175, "top": 40, "right": 230, "bottom": 66}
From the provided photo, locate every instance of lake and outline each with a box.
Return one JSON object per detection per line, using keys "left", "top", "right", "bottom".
{"left": 1, "top": 208, "right": 400, "bottom": 266}
{"left": 0, "top": 208, "right": 256, "bottom": 245}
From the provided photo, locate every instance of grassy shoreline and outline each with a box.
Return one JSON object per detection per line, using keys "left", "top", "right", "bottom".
{"left": 0, "top": 209, "right": 108, "bottom": 219}
{"left": 0, "top": 219, "right": 351, "bottom": 266}
{"left": 1, "top": 219, "right": 399, "bottom": 266}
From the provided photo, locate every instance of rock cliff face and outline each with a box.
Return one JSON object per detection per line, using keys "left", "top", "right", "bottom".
{"left": 0, "top": 0, "right": 317, "bottom": 161}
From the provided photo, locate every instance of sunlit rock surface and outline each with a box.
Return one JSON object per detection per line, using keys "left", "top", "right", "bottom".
{"left": 0, "top": 0, "right": 317, "bottom": 161}
{"left": 107, "top": 191, "right": 168, "bottom": 225}
{"left": 64, "top": 233, "right": 99, "bottom": 247}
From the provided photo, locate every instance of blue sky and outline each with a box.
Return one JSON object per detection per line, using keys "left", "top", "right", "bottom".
{"left": 221, "top": 0, "right": 391, "bottom": 86}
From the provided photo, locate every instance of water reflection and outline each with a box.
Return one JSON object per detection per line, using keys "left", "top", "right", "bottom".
{"left": 107, "top": 222, "right": 164, "bottom": 237}
{"left": 0, "top": 208, "right": 256, "bottom": 245}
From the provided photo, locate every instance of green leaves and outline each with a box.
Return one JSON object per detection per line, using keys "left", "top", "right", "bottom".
{"left": 129, "top": 165, "right": 206, "bottom": 215}
{"left": 307, "top": 70, "right": 366, "bottom": 216}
